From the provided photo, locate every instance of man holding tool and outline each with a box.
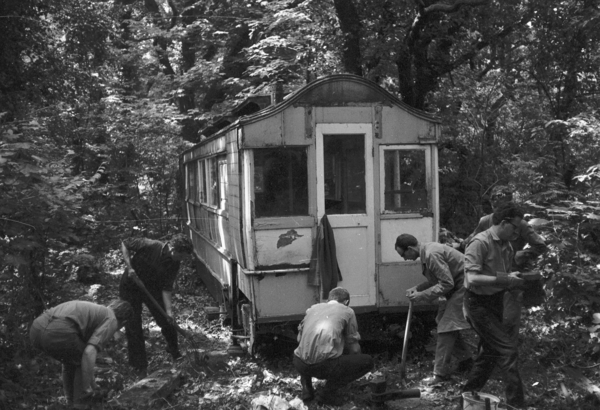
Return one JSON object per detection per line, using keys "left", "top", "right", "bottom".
{"left": 457, "top": 185, "right": 547, "bottom": 345}
{"left": 293, "top": 287, "right": 374, "bottom": 404}
{"left": 119, "top": 234, "right": 193, "bottom": 376}
{"left": 395, "top": 234, "right": 473, "bottom": 385}
{"left": 30, "top": 299, "right": 133, "bottom": 409}
{"left": 457, "top": 202, "right": 527, "bottom": 409}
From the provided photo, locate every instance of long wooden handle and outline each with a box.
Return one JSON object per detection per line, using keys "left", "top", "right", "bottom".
{"left": 399, "top": 301, "right": 414, "bottom": 380}
{"left": 132, "top": 276, "right": 193, "bottom": 341}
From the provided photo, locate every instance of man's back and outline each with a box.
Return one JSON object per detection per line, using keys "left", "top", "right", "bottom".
{"left": 294, "top": 302, "right": 359, "bottom": 364}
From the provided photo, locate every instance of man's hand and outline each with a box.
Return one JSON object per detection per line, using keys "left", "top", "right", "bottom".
{"left": 496, "top": 271, "right": 525, "bottom": 289}
{"left": 405, "top": 286, "right": 418, "bottom": 297}
{"left": 407, "top": 291, "right": 427, "bottom": 304}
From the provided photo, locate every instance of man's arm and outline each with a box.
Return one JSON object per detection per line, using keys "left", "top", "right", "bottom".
{"left": 121, "top": 241, "right": 143, "bottom": 286}
{"left": 412, "top": 254, "right": 454, "bottom": 302}
{"left": 81, "top": 344, "right": 98, "bottom": 394}
{"left": 162, "top": 290, "right": 173, "bottom": 318}
{"left": 465, "top": 271, "right": 523, "bottom": 288}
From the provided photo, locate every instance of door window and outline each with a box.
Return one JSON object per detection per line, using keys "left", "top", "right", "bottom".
{"left": 383, "top": 149, "right": 428, "bottom": 213}
{"left": 323, "top": 134, "right": 366, "bottom": 214}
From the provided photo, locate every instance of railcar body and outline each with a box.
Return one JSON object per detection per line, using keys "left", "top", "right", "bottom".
{"left": 180, "top": 74, "right": 441, "bottom": 352}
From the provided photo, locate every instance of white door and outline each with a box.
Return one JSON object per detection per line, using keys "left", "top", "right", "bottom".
{"left": 316, "top": 124, "right": 376, "bottom": 307}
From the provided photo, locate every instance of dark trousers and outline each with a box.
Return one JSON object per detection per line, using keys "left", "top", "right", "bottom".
{"left": 463, "top": 290, "right": 525, "bottom": 408}
{"left": 293, "top": 353, "right": 373, "bottom": 391}
{"left": 119, "top": 277, "right": 179, "bottom": 371}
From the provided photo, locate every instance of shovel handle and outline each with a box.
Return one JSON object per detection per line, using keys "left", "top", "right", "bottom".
{"left": 399, "top": 301, "right": 414, "bottom": 380}
{"left": 128, "top": 269, "right": 194, "bottom": 342}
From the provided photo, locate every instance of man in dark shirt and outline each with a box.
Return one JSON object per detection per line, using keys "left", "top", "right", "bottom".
{"left": 119, "top": 234, "right": 193, "bottom": 375}
{"left": 30, "top": 299, "right": 133, "bottom": 409}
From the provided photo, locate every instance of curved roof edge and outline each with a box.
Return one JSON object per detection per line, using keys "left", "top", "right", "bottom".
{"left": 239, "top": 74, "right": 441, "bottom": 125}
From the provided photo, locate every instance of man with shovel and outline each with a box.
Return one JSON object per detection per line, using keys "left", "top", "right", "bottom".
{"left": 395, "top": 234, "right": 473, "bottom": 385}
{"left": 119, "top": 234, "right": 193, "bottom": 376}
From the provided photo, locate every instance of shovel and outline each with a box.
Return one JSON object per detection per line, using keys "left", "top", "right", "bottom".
{"left": 127, "top": 269, "right": 198, "bottom": 347}
{"left": 399, "top": 300, "right": 414, "bottom": 387}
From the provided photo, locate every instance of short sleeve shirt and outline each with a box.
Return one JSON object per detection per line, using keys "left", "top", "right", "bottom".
{"left": 42, "top": 301, "right": 118, "bottom": 351}
{"left": 294, "top": 301, "right": 360, "bottom": 365}
{"left": 123, "top": 238, "right": 180, "bottom": 291}
{"left": 465, "top": 229, "right": 514, "bottom": 295}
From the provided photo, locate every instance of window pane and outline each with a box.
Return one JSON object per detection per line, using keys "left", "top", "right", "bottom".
{"left": 254, "top": 148, "right": 308, "bottom": 217}
{"left": 383, "top": 150, "right": 428, "bottom": 212}
{"left": 187, "top": 163, "right": 197, "bottom": 202}
{"left": 209, "top": 157, "right": 219, "bottom": 207}
{"left": 200, "top": 161, "right": 207, "bottom": 203}
{"left": 324, "top": 134, "right": 365, "bottom": 214}
{"left": 218, "top": 159, "right": 227, "bottom": 210}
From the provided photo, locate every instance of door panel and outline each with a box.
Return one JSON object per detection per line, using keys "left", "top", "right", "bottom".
{"left": 316, "top": 124, "right": 375, "bottom": 307}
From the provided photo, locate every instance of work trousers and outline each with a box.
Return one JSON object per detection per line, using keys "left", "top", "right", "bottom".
{"left": 293, "top": 353, "right": 374, "bottom": 391}
{"left": 433, "top": 330, "right": 472, "bottom": 377}
{"left": 462, "top": 290, "right": 525, "bottom": 408}
{"left": 30, "top": 317, "right": 87, "bottom": 408}
{"left": 119, "top": 278, "right": 179, "bottom": 371}
{"left": 503, "top": 289, "right": 523, "bottom": 345}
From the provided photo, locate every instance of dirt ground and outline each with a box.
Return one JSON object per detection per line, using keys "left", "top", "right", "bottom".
{"left": 17, "top": 261, "right": 599, "bottom": 410}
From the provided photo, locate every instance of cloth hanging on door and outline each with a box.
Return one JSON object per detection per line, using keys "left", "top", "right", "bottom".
{"left": 308, "top": 214, "right": 343, "bottom": 298}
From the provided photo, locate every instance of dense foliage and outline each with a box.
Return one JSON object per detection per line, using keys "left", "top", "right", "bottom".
{"left": 1, "top": 0, "right": 600, "bottom": 408}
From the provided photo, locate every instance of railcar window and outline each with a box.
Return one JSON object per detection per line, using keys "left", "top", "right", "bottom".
{"left": 383, "top": 149, "right": 428, "bottom": 213}
{"left": 254, "top": 148, "right": 308, "bottom": 217}
{"left": 208, "top": 157, "right": 219, "bottom": 207}
{"left": 186, "top": 162, "right": 198, "bottom": 202}
{"left": 324, "top": 134, "right": 366, "bottom": 214}
{"left": 199, "top": 160, "right": 207, "bottom": 203}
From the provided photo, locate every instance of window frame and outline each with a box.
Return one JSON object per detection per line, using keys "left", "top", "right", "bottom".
{"left": 379, "top": 145, "right": 432, "bottom": 215}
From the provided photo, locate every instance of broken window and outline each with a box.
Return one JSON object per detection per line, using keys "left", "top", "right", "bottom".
{"left": 254, "top": 148, "right": 308, "bottom": 217}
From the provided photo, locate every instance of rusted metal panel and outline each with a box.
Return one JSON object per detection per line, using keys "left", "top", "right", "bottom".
{"left": 381, "top": 106, "right": 434, "bottom": 144}
{"left": 252, "top": 272, "right": 319, "bottom": 320}
{"left": 295, "top": 79, "right": 392, "bottom": 106}
{"left": 254, "top": 227, "right": 312, "bottom": 268}
{"left": 378, "top": 262, "right": 424, "bottom": 307}
{"left": 314, "top": 106, "right": 373, "bottom": 124}
{"left": 242, "top": 114, "right": 283, "bottom": 147}
{"left": 283, "top": 105, "right": 307, "bottom": 144}
{"left": 183, "top": 134, "right": 227, "bottom": 162}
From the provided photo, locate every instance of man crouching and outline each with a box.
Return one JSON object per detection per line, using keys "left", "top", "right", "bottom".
{"left": 293, "top": 287, "right": 374, "bottom": 404}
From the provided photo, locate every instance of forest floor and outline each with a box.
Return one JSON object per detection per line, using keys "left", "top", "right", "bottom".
{"left": 11, "top": 254, "right": 600, "bottom": 410}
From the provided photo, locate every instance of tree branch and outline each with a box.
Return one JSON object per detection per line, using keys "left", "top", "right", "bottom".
{"left": 424, "top": 0, "right": 490, "bottom": 14}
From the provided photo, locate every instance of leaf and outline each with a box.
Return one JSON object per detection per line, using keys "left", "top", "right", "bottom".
{"left": 585, "top": 213, "right": 600, "bottom": 220}
{"left": 593, "top": 313, "right": 600, "bottom": 324}
{"left": 529, "top": 218, "right": 551, "bottom": 227}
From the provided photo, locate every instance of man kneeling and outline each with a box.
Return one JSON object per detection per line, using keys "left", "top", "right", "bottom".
{"left": 293, "top": 287, "right": 374, "bottom": 403}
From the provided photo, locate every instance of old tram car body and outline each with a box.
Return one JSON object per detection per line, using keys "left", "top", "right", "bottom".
{"left": 181, "top": 75, "right": 441, "bottom": 352}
